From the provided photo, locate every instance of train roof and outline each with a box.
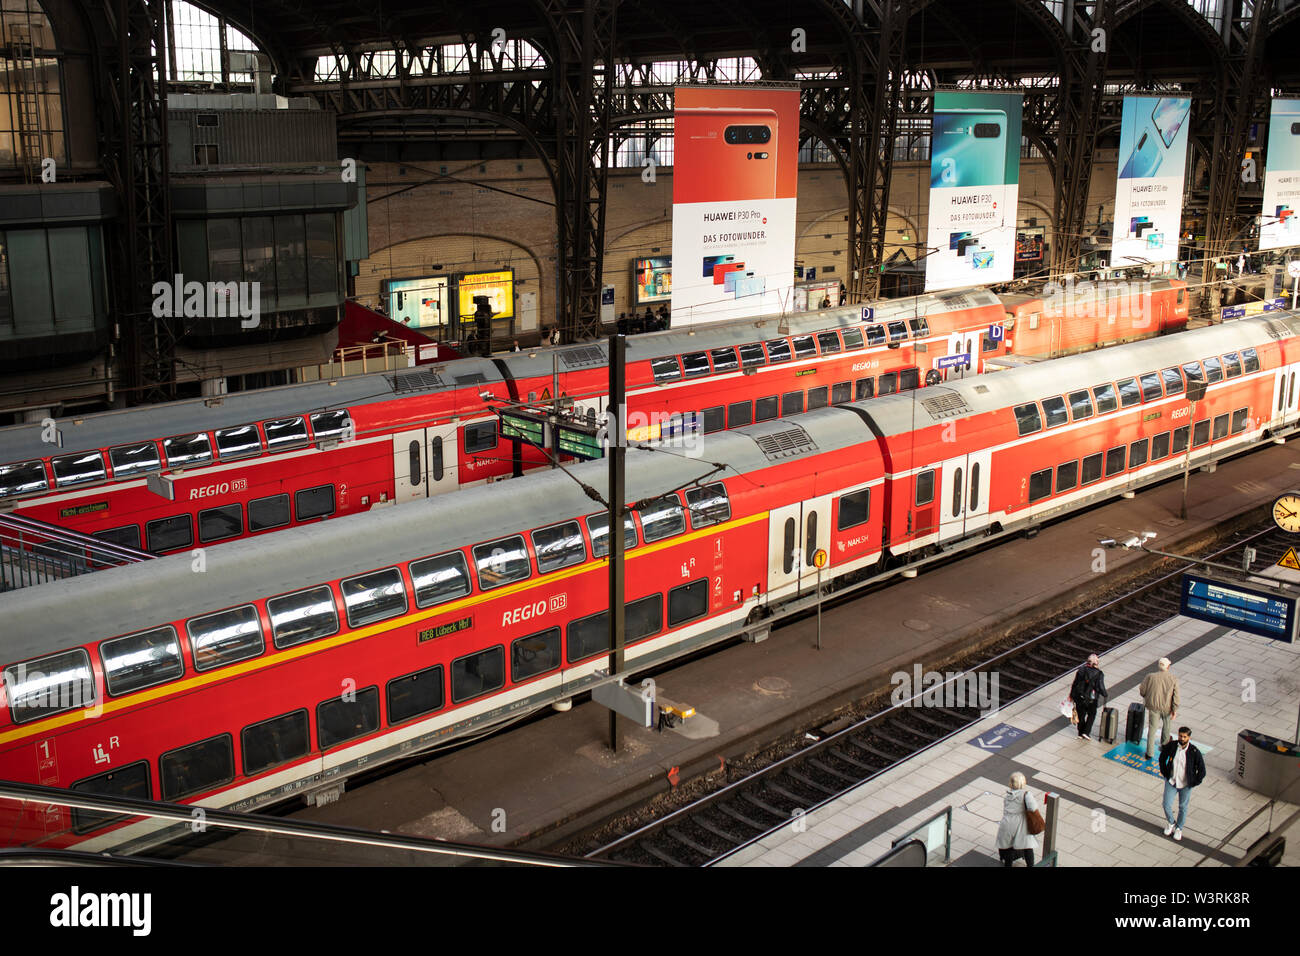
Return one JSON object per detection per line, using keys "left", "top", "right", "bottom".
{"left": 855, "top": 313, "right": 1300, "bottom": 439}
{"left": 0, "top": 405, "right": 872, "bottom": 661}
{"left": 997, "top": 277, "right": 1184, "bottom": 309}
{"left": 0, "top": 358, "right": 504, "bottom": 462}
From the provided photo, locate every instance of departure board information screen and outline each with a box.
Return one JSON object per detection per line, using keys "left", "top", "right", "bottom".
{"left": 1179, "top": 573, "right": 1299, "bottom": 643}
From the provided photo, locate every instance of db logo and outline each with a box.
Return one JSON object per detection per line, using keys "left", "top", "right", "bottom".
{"left": 549, "top": 594, "right": 567, "bottom": 612}
{"left": 231, "top": 478, "right": 247, "bottom": 492}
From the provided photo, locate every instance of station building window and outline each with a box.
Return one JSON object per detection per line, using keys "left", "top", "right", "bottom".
{"left": 0, "top": 0, "right": 64, "bottom": 169}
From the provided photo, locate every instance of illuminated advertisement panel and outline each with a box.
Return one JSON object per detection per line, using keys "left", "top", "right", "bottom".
{"left": 456, "top": 270, "right": 515, "bottom": 320}
{"left": 1110, "top": 95, "right": 1191, "bottom": 266}
{"left": 384, "top": 275, "right": 450, "bottom": 330}
{"left": 1260, "top": 99, "right": 1300, "bottom": 251}
{"left": 633, "top": 257, "right": 672, "bottom": 304}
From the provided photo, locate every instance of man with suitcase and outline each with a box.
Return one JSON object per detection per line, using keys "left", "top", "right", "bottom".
{"left": 1139, "top": 657, "right": 1180, "bottom": 760}
{"left": 1070, "top": 653, "right": 1108, "bottom": 740}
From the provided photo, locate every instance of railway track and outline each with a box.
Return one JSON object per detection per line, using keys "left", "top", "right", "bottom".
{"left": 586, "top": 520, "right": 1288, "bottom": 867}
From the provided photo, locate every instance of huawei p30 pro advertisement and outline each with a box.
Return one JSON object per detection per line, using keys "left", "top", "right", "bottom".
{"left": 924, "top": 91, "right": 1022, "bottom": 292}
{"left": 671, "top": 85, "right": 800, "bottom": 324}
{"left": 1260, "top": 99, "right": 1300, "bottom": 252}
{"left": 1110, "top": 95, "right": 1191, "bottom": 265}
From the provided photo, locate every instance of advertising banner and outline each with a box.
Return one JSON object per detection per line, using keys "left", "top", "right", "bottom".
{"left": 671, "top": 85, "right": 800, "bottom": 323}
{"left": 1110, "top": 96, "right": 1192, "bottom": 266}
{"left": 924, "top": 91, "right": 1022, "bottom": 292}
{"left": 633, "top": 257, "right": 672, "bottom": 304}
{"left": 1260, "top": 99, "right": 1300, "bottom": 251}
{"left": 384, "top": 275, "right": 449, "bottom": 330}
{"left": 456, "top": 270, "right": 514, "bottom": 320}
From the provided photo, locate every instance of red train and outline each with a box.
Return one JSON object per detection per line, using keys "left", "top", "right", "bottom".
{"left": 0, "top": 305, "right": 1283, "bottom": 853}
{"left": 0, "top": 282, "right": 1186, "bottom": 559}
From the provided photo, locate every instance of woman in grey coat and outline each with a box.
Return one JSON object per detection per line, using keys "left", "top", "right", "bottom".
{"left": 996, "top": 771, "right": 1040, "bottom": 866}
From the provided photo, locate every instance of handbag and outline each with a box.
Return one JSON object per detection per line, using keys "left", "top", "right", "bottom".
{"left": 1059, "top": 697, "right": 1074, "bottom": 720}
{"left": 1025, "top": 793, "right": 1046, "bottom": 836}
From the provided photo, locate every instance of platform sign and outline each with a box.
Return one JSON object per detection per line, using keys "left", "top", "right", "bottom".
{"left": 556, "top": 423, "right": 604, "bottom": 460}
{"left": 937, "top": 352, "right": 972, "bottom": 370}
{"left": 499, "top": 409, "right": 545, "bottom": 447}
{"left": 1179, "top": 572, "right": 1300, "bottom": 643}
{"left": 987, "top": 324, "right": 1004, "bottom": 342}
{"left": 968, "top": 723, "right": 1028, "bottom": 751}
{"left": 861, "top": 307, "right": 875, "bottom": 321}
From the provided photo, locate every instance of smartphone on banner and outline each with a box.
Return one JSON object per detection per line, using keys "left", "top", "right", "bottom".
{"left": 724, "top": 270, "right": 753, "bottom": 293}
{"left": 1129, "top": 215, "right": 1152, "bottom": 238}
{"left": 713, "top": 261, "right": 745, "bottom": 284}
{"left": 1151, "top": 98, "right": 1191, "bottom": 148}
{"left": 734, "top": 275, "right": 766, "bottom": 298}
{"left": 1119, "top": 128, "right": 1163, "bottom": 178}
{"left": 930, "top": 110, "right": 1008, "bottom": 188}
{"left": 674, "top": 108, "right": 780, "bottom": 203}
{"left": 702, "top": 255, "right": 735, "bottom": 278}
{"left": 971, "top": 251, "right": 995, "bottom": 270}
{"left": 949, "top": 231, "right": 973, "bottom": 250}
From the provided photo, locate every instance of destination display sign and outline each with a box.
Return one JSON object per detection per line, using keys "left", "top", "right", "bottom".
{"left": 1179, "top": 572, "right": 1299, "bottom": 643}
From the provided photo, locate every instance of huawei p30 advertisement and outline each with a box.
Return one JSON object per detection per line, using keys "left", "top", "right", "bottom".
{"left": 1260, "top": 98, "right": 1300, "bottom": 252}
{"left": 1110, "top": 95, "right": 1191, "bottom": 266}
{"left": 671, "top": 85, "right": 800, "bottom": 324}
{"left": 924, "top": 91, "right": 1022, "bottom": 292}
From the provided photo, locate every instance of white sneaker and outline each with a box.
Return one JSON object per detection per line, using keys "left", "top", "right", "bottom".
{"left": 1173, "top": 828, "right": 1183, "bottom": 841}
{"left": 1083, "top": 734, "right": 1091, "bottom": 740}
{"left": 1163, "top": 824, "right": 1175, "bottom": 836}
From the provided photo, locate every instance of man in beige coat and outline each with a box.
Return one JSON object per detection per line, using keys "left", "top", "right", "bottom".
{"left": 1139, "top": 657, "right": 1180, "bottom": 760}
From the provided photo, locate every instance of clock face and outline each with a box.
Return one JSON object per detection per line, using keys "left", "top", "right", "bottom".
{"left": 1273, "top": 494, "right": 1300, "bottom": 533}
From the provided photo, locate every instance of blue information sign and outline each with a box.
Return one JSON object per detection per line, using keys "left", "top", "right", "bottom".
{"left": 861, "top": 306, "right": 875, "bottom": 321}
{"left": 987, "top": 324, "right": 1004, "bottom": 342}
{"left": 936, "top": 353, "right": 971, "bottom": 370}
{"left": 1179, "top": 573, "right": 1299, "bottom": 643}
{"left": 1220, "top": 305, "right": 1246, "bottom": 320}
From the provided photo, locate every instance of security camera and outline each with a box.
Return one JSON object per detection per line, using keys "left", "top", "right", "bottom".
{"left": 1123, "top": 536, "right": 1141, "bottom": 549}
{"left": 1098, "top": 538, "right": 1117, "bottom": 548}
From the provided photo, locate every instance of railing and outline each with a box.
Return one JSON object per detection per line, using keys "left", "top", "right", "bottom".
{"left": 298, "top": 340, "right": 415, "bottom": 381}
{"left": 0, "top": 513, "right": 153, "bottom": 592}
{"left": 890, "top": 806, "right": 954, "bottom": 865}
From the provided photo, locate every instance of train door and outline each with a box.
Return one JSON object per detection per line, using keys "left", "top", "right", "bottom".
{"left": 937, "top": 450, "right": 993, "bottom": 544}
{"left": 1271, "top": 363, "right": 1300, "bottom": 429}
{"left": 427, "top": 422, "right": 459, "bottom": 495}
{"left": 766, "top": 494, "right": 832, "bottom": 598}
{"left": 945, "top": 331, "right": 976, "bottom": 380}
{"left": 571, "top": 396, "right": 606, "bottom": 436}
{"left": 392, "top": 425, "right": 460, "bottom": 501}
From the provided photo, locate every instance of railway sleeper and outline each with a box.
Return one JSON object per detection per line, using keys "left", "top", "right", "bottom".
{"left": 665, "top": 826, "right": 719, "bottom": 859}
{"left": 693, "top": 814, "right": 748, "bottom": 847}
{"left": 903, "top": 708, "right": 962, "bottom": 734}
{"left": 829, "top": 746, "right": 878, "bottom": 773}
{"left": 740, "top": 789, "right": 794, "bottom": 820}
{"left": 849, "top": 734, "right": 903, "bottom": 763}
{"left": 717, "top": 800, "right": 772, "bottom": 831}
{"left": 767, "top": 779, "right": 819, "bottom": 806}
{"left": 871, "top": 725, "right": 926, "bottom": 753}
{"left": 640, "top": 841, "right": 690, "bottom": 867}
{"left": 786, "top": 766, "right": 840, "bottom": 796}
{"left": 808, "top": 756, "right": 863, "bottom": 786}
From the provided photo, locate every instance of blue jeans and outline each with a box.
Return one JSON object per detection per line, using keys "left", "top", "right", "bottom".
{"left": 1163, "top": 780, "right": 1191, "bottom": 829}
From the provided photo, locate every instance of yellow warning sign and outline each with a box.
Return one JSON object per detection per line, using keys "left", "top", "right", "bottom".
{"left": 540, "top": 388, "right": 551, "bottom": 400}
{"left": 1278, "top": 548, "right": 1300, "bottom": 571}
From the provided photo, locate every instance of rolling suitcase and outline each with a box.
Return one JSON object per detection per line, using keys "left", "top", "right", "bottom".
{"left": 1126, "top": 702, "right": 1145, "bottom": 744}
{"left": 1099, "top": 706, "right": 1118, "bottom": 744}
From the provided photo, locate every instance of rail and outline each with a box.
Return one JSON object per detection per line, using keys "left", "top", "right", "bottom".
{"left": 0, "top": 513, "right": 153, "bottom": 592}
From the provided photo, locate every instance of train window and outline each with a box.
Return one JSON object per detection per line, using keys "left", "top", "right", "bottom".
{"left": 702, "top": 406, "right": 725, "bottom": 434}
{"left": 855, "top": 378, "right": 874, "bottom": 401}
{"left": 1056, "top": 461, "right": 1079, "bottom": 494}
{"left": 765, "top": 339, "right": 793, "bottom": 363}
{"left": 755, "top": 396, "right": 779, "bottom": 422}
{"left": 242, "top": 710, "right": 310, "bottom": 777}
{"left": 878, "top": 372, "right": 899, "bottom": 396}
{"left": 1105, "top": 446, "right": 1126, "bottom": 477}
{"left": 199, "top": 503, "right": 242, "bottom": 543}
{"left": 410, "top": 551, "right": 472, "bottom": 607}
{"left": 887, "top": 321, "right": 908, "bottom": 343}
{"left": 909, "top": 318, "right": 931, "bottom": 337}
{"left": 981, "top": 332, "right": 999, "bottom": 353}
{"left": 1172, "top": 426, "right": 1190, "bottom": 455}
{"left": 639, "top": 498, "right": 686, "bottom": 543}
{"left": 3, "top": 649, "right": 95, "bottom": 723}
{"left": 1092, "top": 384, "right": 1118, "bottom": 414}
{"left": 296, "top": 484, "right": 336, "bottom": 521}
{"left": 1042, "top": 397, "right": 1069, "bottom": 428}
{"left": 838, "top": 489, "right": 871, "bottom": 530}
{"left": 970, "top": 463, "right": 980, "bottom": 511}
{"left": 728, "top": 401, "right": 752, "bottom": 429}
{"left": 710, "top": 347, "right": 739, "bottom": 372}
{"left": 214, "top": 425, "right": 262, "bottom": 461}
{"left": 1193, "top": 420, "right": 1211, "bottom": 447}
{"left": 681, "top": 351, "right": 711, "bottom": 377}
{"left": 1177, "top": 288, "right": 1185, "bottom": 305}
{"left": 512, "top": 629, "right": 561, "bottom": 682}
{"left": 431, "top": 437, "right": 444, "bottom": 482}
{"left": 268, "top": 585, "right": 340, "bottom": 648}
{"left": 865, "top": 325, "right": 886, "bottom": 346}
{"left": 1231, "top": 408, "right": 1250, "bottom": 435}
{"left": 96, "top": 525, "right": 141, "bottom": 550}
{"left": 109, "top": 442, "right": 162, "bottom": 477}
{"left": 188, "top": 605, "right": 264, "bottom": 671}
{"left": 533, "top": 521, "right": 586, "bottom": 574}
{"left": 586, "top": 513, "right": 637, "bottom": 558}
{"left": 263, "top": 416, "right": 309, "bottom": 451}
{"left": 472, "top": 536, "right": 531, "bottom": 591}
{"left": 1013, "top": 403, "right": 1042, "bottom": 436}
{"left": 249, "top": 494, "right": 290, "bottom": 531}
{"left": 1182, "top": 362, "right": 1205, "bottom": 386}
{"left": 387, "top": 665, "right": 445, "bottom": 724}
{"left": 1067, "top": 391, "right": 1093, "bottom": 421}
{"left": 70, "top": 762, "right": 151, "bottom": 834}
{"left": 808, "top": 387, "right": 829, "bottom": 410}
{"left": 739, "top": 343, "right": 767, "bottom": 367}
{"left": 409, "top": 441, "right": 421, "bottom": 486}
{"left": 1161, "top": 367, "right": 1185, "bottom": 395}
{"left": 651, "top": 356, "right": 683, "bottom": 382}
{"left": 1081, "top": 453, "right": 1103, "bottom": 485}
{"left": 451, "top": 647, "right": 506, "bottom": 703}
{"left": 842, "top": 328, "right": 865, "bottom": 349}
{"left": 159, "top": 734, "right": 234, "bottom": 801}
{"left": 915, "top": 470, "right": 935, "bottom": 506}
{"left": 1212, "top": 414, "right": 1229, "bottom": 441}
{"left": 567, "top": 612, "right": 607, "bottom": 662}
{"left": 1117, "top": 378, "right": 1142, "bottom": 408}
{"left": 1223, "top": 353, "right": 1242, "bottom": 378}
{"left": 951, "top": 468, "right": 963, "bottom": 518}
{"left": 1139, "top": 373, "right": 1163, "bottom": 402}
{"left": 817, "top": 331, "right": 842, "bottom": 354}
{"left": 51, "top": 452, "right": 106, "bottom": 488}
{"left": 783, "top": 518, "right": 796, "bottom": 574}
{"left": 832, "top": 381, "right": 852, "bottom": 405}
{"left": 792, "top": 336, "right": 818, "bottom": 359}
{"left": 782, "top": 391, "right": 805, "bottom": 416}
{"left": 317, "top": 686, "right": 380, "bottom": 749}
{"left": 341, "top": 567, "right": 409, "bottom": 626}
{"left": 1203, "top": 357, "right": 1224, "bottom": 384}
{"left": 1129, "top": 438, "right": 1149, "bottom": 469}
{"left": 1152, "top": 432, "right": 1171, "bottom": 460}
{"left": 686, "top": 483, "right": 731, "bottom": 529}
{"left": 1242, "top": 348, "right": 1260, "bottom": 373}
{"left": 310, "top": 409, "right": 353, "bottom": 441}
{"left": 164, "top": 433, "right": 212, "bottom": 468}
{"left": 805, "top": 512, "right": 818, "bottom": 568}
{"left": 900, "top": 368, "right": 920, "bottom": 391}
{"left": 628, "top": 594, "right": 664, "bottom": 642}
{"left": 464, "top": 421, "right": 498, "bottom": 454}
{"left": 668, "top": 578, "right": 709, "bottom": 628}
{"left": 0, "top": 459, "right": 48, "bottom": 497}
{"left": 1028, "top": 469, "right": 1052, "bottom": 503}
{"left": 146, "top": 514, "right": 193, "bottom": 553}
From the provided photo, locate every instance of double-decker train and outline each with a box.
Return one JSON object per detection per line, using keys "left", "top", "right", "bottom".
{"left": 0, "top": 281, "right": 1186, "bottom": 559}
{"left": 0, "top": 306, "right": 1288, "bottom": 853}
